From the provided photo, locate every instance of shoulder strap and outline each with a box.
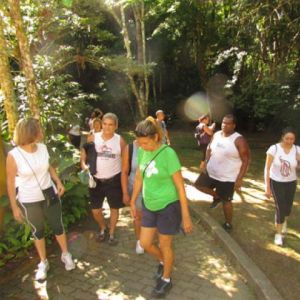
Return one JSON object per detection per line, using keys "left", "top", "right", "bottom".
{"left": 143, "top": 145, "right": 168, "bottom": 178}
{"left": 128, "top": 143, "right": 134, "bottom": 175}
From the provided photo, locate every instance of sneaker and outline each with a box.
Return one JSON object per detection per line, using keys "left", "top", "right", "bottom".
{"left": 35, "top": 259, "right": 49, "bottom": 281}
{"left": 61, "top": 252, "right": 76, "bottom": 271}
{"left": 210, "top": 197, "right": 221, "bottom": 209}
{"left": 153, "top": 263, "right": 164, "bottom": 280}
{"left": 222, "top": 222, "right": 233, "bottom": 232}
{"left": 108, "top": 236, "right": 118, "bottom": 246}
{"left": 135, "top": 240, "right": 144, "bottom": 254}
{"left": 282, "top": 220, "right": 287, "bottom": 235}
{"left": 151, "top": 277, "right": 172, "bottom": 298}
{"left": 96, "top": 229, "right": 108, "bottom": 242}
{"left": 274, "top": 233, "right": 283, "bottom": 246}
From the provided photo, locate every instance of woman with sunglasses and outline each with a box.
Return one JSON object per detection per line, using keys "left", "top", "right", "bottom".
{"left": 130, "top": 117, "right": 193, "bottom": 298}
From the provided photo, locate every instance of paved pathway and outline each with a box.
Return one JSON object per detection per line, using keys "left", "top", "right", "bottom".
{"left": 0, "top": 208, "right": 256, "bottom": 300}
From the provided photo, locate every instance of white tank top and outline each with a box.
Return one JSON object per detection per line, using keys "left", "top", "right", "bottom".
{"left": 207, "top": 131, "right": 242, "bottom": 182}
{"left": 94, "top": 132, "right": 121, "bottom": 179}
{"left": 10, "top": 143, "right": 52, "bottom": 203}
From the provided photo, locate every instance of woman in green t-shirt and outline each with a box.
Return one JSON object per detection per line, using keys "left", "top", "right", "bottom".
{"left": 130, "top": 117, "right": 193, "bottom": 298}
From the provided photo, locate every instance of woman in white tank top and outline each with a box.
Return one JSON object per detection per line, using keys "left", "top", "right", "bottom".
{"left": 6, "top": 118, "right": 75, "bottom": 281}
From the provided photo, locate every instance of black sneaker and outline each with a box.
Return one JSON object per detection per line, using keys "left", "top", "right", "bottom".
{"left": 222, "top": 222, "right": 233, "bottom": 231}
{"left": 108, "top": 236, "right": 118, "bottom": 246}
{"left": 151, "top": 277, "right": 172, "bottom": 298}
{"left": 153, "top": 263, "right": 164, "bottom": 280}
{"left": 210, "top": 197, "right": 222, "bottom": 209}
{"left": 96, "top": 229, "right": 108, "bottom": 242}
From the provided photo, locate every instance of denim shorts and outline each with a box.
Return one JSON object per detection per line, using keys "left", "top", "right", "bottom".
{"left": 142, "top": 201, "right": 181, "bottom": 235}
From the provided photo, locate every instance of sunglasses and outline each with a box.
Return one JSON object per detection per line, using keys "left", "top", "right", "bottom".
{"left": 134, "top": 129, "right": 157, "bottom": 137}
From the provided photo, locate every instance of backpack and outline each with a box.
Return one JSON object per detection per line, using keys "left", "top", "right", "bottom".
{"left": 194, "top": 124, "right": 210, "bottom": 146}
{"left": 128, "top": 143, "right": 134, "bottom": 175}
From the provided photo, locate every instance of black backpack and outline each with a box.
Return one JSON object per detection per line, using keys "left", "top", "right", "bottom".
{"left": 128, "top": 143, "right": 134, "bottom": 175}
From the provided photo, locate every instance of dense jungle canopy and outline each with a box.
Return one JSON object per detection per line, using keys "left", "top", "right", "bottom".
{"left": 1, "top": 0, "right": 300, "bottom": 134}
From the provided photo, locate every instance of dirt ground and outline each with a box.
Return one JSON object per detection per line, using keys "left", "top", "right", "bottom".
{"left": 172, "top": 129, "right": 300, "bottom": 300}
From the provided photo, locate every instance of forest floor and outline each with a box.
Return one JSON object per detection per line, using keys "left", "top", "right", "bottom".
{"left": 168, "top": 128, "right": 300, "bottom": 300}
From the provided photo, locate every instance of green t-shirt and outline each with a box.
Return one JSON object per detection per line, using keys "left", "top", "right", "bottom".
{"left": 138, "top": 145, "right": 181, "bottom": 211}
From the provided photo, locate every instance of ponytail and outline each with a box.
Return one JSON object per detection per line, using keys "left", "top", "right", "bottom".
{"left": 135, "top": 116, "right": 163, "bottom": 142}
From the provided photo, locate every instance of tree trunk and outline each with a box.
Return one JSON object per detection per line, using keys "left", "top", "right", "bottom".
{"left": 119, "top": 4, "right": 147, "bottom": 118}
{"left": 8, "top": 0, "right": 40, "bottom": 118}
{"left": 110, "top": 1, "right": 149, "bottom": 119}
{"left": 0, "top": 14, "right": 18, "bottom": 138}
{"left": 0, "top": 130, "right": 6, "bottom": 233}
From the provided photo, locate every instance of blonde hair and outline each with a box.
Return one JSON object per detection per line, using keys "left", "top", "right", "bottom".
{"left": 135, "top": 116, "right": 163, "bottom": 142}
{"left": 13, "top": 118, "right": 41, "bottom": 146}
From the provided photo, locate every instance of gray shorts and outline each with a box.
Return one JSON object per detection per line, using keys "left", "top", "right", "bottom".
{"left": 19, "top": 199, "right": 65, "bottom": 240}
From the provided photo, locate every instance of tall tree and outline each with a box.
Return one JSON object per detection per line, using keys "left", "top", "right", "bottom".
{"left": 106, "top": 0, "right": 150, "bottom": 118}
{"left": 0, "top": 10, "right": 18, "bottom": 137}
{"left": 7, "top": 0, "right": 40, "bottom": 118}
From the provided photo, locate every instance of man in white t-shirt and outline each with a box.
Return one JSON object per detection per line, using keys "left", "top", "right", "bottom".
{"left": 195, "top": 114, "right": 250, "bottom": 231}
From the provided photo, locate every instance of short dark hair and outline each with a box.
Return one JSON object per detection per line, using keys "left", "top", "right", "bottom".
{"left": 223, "top": 114, "right": 237, "bottom": 124}
{"left": 199, "top": 114, "right": 209, "bottom": 121}
{"left": 281, "top": 127, "right": 297, "bottom": 138}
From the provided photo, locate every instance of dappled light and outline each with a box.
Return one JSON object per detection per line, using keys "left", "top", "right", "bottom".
{"left": 1, "top": 210, "right": 255, "bottom": 299}
{"left": 1, "top": 0, "right": 300, "bottom": 299}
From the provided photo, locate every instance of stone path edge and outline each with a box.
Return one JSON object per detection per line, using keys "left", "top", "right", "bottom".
{"left": 189, "top": 204, "right": 283, "bottom": 300}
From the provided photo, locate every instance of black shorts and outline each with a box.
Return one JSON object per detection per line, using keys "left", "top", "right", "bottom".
{"left": 89, "top": 173, "right": 124, "bottom": 209}
{"left": 142, "top": 201, "right": 181, "bottom": 235}
{"left": 195, "top": 172, "right": 235, "bottom": 202}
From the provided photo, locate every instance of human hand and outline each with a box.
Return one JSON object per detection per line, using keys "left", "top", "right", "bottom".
{"left": 56, "top": 181, "right": 65, "bottom": 197}
{"left": 123, "top": 193, "right": 130, "bottom": 206}
{"left": 234, "top": 178, "right": 243, "bottom": 192}
{"left": 130, "top": 201, "right": 136, "bottom": 219}
{"left": 87, "top": 134, "right": 95, "bottom": 143}
{"left": 182, "top": 214, "right": 193, "bottom": 234}
{"left": 13, "top": 206, "right": 24, "bottom": 224}
{"left": 265, "top": 186, "right": 272, "bottom": 199}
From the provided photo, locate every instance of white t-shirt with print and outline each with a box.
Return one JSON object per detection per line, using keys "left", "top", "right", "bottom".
{"left": 267, "top": 143, "right": 300, "bottom": 182}
{"left": 94, "top": 132, "right": 121, "bottom": 179}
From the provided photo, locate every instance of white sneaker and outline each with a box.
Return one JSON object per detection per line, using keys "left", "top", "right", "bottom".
{"left": 282, "top": 220, "right": 287, "bottom": 235}
{"left": 135, "top": 240, "right": 144, "bottom": 255}
{"left": 274, "top": 234, "right": 283, "bottom": 246}
{"left": 35, "top": 259, "right": 49, "bottom": 281}
{"left": 61, "top": 252, "right": 76, "bottom": 271}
